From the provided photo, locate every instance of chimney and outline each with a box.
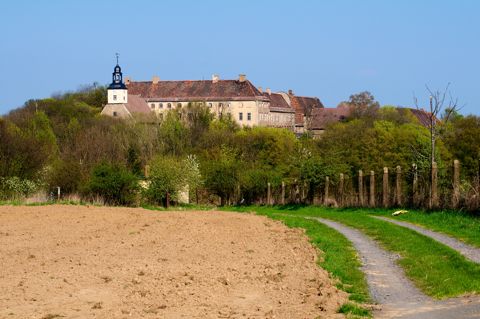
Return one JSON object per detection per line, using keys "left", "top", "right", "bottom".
{"left": 238, "top": 74, "right": 246, "bottom": 82}
{"left": 152, "top": 76, "right": 160, "bottom": 84}
{"left": 288, "top": 89, "right": 294, "bottom": 95}
{"left": 212, "top": 74, "right": 220, "bottom": 83}
{"left": 258, "top": 86, "right": 263, "bottom": 93}
{"left": 266, "top": 88, "right": 271, "bottom": 95}
{"left": 125, "top": 76, "right": 131, "bottom": 85}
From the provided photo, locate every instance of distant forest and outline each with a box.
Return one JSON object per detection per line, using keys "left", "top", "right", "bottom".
{"left": 0, "top": 86, "right": 479, "bottom": 208}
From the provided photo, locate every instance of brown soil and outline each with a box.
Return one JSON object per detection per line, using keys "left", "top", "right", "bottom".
{"left": 0, "top": 205, "right": 346, "bottom": 319}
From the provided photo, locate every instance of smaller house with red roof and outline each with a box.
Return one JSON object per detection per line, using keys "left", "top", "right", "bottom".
{"left": 309, "top": 103, "right": 437, "bottom": 137}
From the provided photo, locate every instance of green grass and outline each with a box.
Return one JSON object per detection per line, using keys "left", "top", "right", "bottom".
{"left": 0, "top": 200, "right": 216, "bottom": 211}
{"left": 0, "top": 199, "right": 101, "bottom": 206}
{"left": 369, "top": 209, "right": 480, "bottom": 248}
{"left": 338, "top": 303, "right": 371, "bottom": 317}
{"left": 236, "top": 205, "right": 480, "bottom": 299}
{"left": 141, "top": 203, "right": 217, "bottom": 211}
{"left": 228, "top": 207, "right": 372, "bottom": 317}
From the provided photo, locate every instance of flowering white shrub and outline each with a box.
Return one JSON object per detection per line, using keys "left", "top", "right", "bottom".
{"left": 0, "top": 176, "right": 38, "bottom": 200}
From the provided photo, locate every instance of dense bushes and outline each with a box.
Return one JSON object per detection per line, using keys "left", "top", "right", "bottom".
{"left": 85, "top": 162, "right": 138, "bottom": 205}
{"left": 0, "top": 86, "right": 478, "bottom": 206}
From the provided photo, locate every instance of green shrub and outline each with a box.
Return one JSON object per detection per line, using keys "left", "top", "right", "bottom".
{"left": 0, "top": 176, "right": 38, "bottom": 200}
{"left": 142, "top": 156, "right": 184, "bottom": 205}
{"left": 85, "top": 162, "right": 138, "bottom": 206}
{"left": 47, "top": 159, "right": 83, "bottom": 195}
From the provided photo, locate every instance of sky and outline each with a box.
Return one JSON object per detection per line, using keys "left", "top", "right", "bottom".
{"left": 0, "top": 0, "right": 479, "bottom": 115}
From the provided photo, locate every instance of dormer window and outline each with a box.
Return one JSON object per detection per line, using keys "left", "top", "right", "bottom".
{"left": 167, "top": 103, "right": 172, "bottom": 109}
{"left": 159, "top": 103, "right": 163, "bottom": 109}
{"left": 177, "top": 103, "right": 182, "bottom": 108}
{"left": 151, "top": 103, "right": 155, "bottom": 109}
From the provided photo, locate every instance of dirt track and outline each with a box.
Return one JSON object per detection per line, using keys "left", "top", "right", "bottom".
{"left": 311, "top": 217, "right": 480, "bottom": 319}
{"left": 0, "top": 205, "right": 346, "bottom": 319}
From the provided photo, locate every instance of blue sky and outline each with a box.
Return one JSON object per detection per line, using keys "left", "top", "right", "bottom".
{"left": 1, "top": 0, "right": 479, "bottom": 115}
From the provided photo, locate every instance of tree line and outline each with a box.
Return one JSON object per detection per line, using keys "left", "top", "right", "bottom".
{"left": 0, "top": 86, "right": 478, "bottom": 209}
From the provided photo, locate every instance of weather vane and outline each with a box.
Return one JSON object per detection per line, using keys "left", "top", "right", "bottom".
{"left": 115, "top": 52, "right": 119, "bottom": 65}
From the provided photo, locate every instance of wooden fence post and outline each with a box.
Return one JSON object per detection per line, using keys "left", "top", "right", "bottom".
{"left": 324, "top": 176, "right": 329, "bottom": 205}
{"left": 412, "top": 164, "right": 418, "bottom": 206}
{"left": 396, "top": 166, "right": 402, "bottom": 206}
{"left": 302, "top": 181, "right": 307, "bottom": 203}
{"left": 452, "top": 160, "right": 460, "bottom": 209}
{"left": 358, "top": 170, "right": 364, "bottom": 206}
{"left": 144, "top": 165, "right": 150, "bottom": 178}
{"left": 431, "top": 162, "right": 438, "bottom": 209}
{"left": 267, "top": 182, "right": 272, "bottom": 205}
{"left": 369, "top": 171, "right": 375, "bottom": 207}
{"left": 383, "top": 167, "right": 389, "bottom": 207}
{"left": 295, "top": 179, "right": 300, "bottom": 203}
{"left": 237, "top": 184, "right": 241, "bottom": 204}
{"left": 339, "top": 173, "right": 344, "bottom": 207}
{"left": 346, "top": 175, "right": 353, "bottom": 206}
{"left": 281, "top": 181, "right": 285, "bottom": 205}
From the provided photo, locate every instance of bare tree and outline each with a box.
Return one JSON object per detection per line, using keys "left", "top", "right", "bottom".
{"left": 414, "top": 83, "right": 460, "bottom": 208}
{"left": 347, "top": 91, "right": 380, "bottom": 120}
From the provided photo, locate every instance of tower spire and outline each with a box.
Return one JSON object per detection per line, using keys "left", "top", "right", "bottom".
{"left": 107, "top": 56, "right": 128, "bottom": 105}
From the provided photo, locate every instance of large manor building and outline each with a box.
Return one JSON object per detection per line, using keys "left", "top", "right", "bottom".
{"left": 101, "top": 62, "right": 324, "bottom": 134}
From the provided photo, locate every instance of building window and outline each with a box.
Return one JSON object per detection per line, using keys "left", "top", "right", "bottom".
{"left": 159, "top": 113, "right": 164, "bottom": 120}
{"left": 159, "top": 103, "right": 163, "bottom": 109}
{"left": 208, "top": 103, "right": 212, "bottom": 108}
{"left": 239, "top": 112, "right": 243, "bottom": 121}
{"left": 177, "top": 103, "right": 182, "bottom": 108}
{"left": 113, "top": 111, "right": 117, "bottom": 117}
{"left": 247, "top": 112, "right": 251, "bottom": 121}
{"left": 167, "top": 103, "right": 172, "bottom": 109}
{"left": 219, "top": 103, "right": 224, "bottom": 108}
{"left": 113, "top": 95, "right": 117, "bottom": 101}
{"left": 151, "top": 103, "right": 155, "bottom": 109}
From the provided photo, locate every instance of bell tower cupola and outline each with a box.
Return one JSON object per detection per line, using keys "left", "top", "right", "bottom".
{"left": 107, "top": 53, "right": 128, "bottom": 104}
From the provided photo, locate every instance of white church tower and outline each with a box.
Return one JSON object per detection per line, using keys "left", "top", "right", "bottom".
{"left": 107, "top": 54, "right": 128, "bottom": 104}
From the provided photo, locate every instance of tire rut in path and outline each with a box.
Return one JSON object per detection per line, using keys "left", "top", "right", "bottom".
{"left": 308, "top": 217, "right": 429, "bottom": 306}
{"left": 309, "top": 217, "right": 480, "bottom": 319}
{"left": 373, "top": 216, "right": 480, "bottom": 264}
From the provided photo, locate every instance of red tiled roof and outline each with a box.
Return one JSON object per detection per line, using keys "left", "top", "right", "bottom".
{"left": 407, "top": 108, "right": 437, "bottom": 127}
{"left": 262, "top": 92, "right": 295, "bottom": 113}
{"left": 124, "top": 94, "right": 151, "bottom": 114}
{"left": 127, "top": 80, "right": 268, "bottom": 102}
{"left": 311, "top": 106, "right": 350, "bottom": 130}
{"left": 288, "top": 94, "right": 324, "bottom": 126}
